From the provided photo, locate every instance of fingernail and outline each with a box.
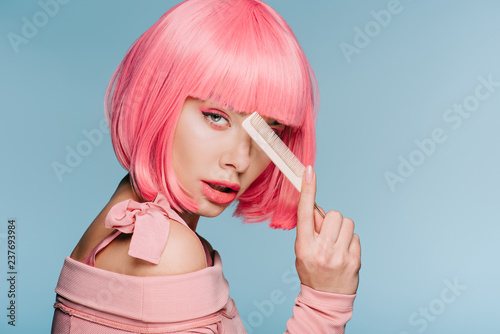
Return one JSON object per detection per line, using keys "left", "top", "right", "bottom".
{"left": 305, "top": 165, "right": 313, "bottom": 184}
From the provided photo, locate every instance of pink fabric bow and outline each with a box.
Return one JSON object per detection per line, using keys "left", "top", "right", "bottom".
{"left": 104, "top": 192, "right": 184, "bottom": 264}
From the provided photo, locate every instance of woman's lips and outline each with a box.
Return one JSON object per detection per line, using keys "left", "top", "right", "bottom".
{"left": 202, "top": 181, "right": 239, "bottom": 205}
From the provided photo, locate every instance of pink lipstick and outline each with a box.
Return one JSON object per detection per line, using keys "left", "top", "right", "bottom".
{"left": 202, "top": 180, "right": 240, "bottom": 205}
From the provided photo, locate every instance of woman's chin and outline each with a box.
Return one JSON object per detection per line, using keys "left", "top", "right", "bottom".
{"left": 196, "top": 199, "right": 232, "bottom": 218}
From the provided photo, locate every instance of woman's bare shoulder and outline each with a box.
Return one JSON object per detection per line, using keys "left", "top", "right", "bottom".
{"left": 71, "top": 174, "right": 208, "bottom": 276}
{"left": 94, "top": 218, "right": 207, "bottom": 276}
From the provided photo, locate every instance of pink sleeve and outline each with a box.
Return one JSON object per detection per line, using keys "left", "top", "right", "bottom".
{"left": 284, "top": 284, "right": 356, "bottom": 334}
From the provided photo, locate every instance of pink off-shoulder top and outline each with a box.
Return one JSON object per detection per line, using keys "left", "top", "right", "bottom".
{"left": 51, "top": 193, "right": 356, "bottom": 333}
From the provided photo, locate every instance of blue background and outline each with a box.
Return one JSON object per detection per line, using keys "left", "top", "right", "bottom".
{"left": 1, "top": 0, "right": 499, "bottom": 332}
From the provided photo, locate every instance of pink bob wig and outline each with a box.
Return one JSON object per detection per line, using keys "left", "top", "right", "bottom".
{"left": 104, "top": 0, "right": 319, "bottom": 230}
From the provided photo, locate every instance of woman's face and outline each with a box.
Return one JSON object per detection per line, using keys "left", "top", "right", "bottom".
{"left": 172, "top": 97, "right": 285, "bottom": 218}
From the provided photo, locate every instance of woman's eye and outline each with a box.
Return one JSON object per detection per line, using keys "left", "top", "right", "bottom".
{"left": 201, "top": 110, "right": 229, "bottom": 127}
{"left": 210, "top": 114, "right": 222, "bottom": 122}
{"left": 271, "top": 125, "right": 285, "bottom": 138}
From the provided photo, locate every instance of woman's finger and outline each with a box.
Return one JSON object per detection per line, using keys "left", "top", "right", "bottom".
{"left": 317, "top": 210, "right": 343, "bottom": 244}
{"left": 296, "top": 166, "right": 317, "bottom": 242}
{"left": 336, "top": 217, "right": 355, "bottom": 251}
{"left": 349, "top": 233, "right": 361, "bottom": 258}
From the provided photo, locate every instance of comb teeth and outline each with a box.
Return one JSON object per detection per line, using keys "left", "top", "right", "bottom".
{"left": 243, "top": 112, "right": 306, "bottom": 192}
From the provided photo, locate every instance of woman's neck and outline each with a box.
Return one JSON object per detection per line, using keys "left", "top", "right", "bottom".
{"left": 118, "top": 174, "right": 200, "bottom": 231}
{"left": 173, "top": 210, "right": 200, "bottom": 231}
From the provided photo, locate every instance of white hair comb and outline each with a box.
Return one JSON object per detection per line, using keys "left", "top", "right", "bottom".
{"left": 242, "top": 111, "right": 325, "bottom": 218}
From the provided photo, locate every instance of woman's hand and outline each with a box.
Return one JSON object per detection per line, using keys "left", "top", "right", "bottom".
{"left": 294, "top": 166, "right": 361, "bottom": 295}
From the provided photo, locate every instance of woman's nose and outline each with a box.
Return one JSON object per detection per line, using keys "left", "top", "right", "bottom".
{"left": 220, "top": 130, "right": 252, "bottom": 173}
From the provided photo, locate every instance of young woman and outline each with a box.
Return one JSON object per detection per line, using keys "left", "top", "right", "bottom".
{"left": 51, "top": 0, "right": 361, "bottom": 332}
